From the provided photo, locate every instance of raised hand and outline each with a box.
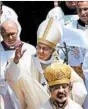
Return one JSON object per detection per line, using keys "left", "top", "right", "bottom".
{"left": 13, "top": 43, "right": 26, "bottom": 64}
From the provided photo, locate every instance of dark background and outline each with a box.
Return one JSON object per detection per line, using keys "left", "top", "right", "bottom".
{"left": 3, "top": 1, "right": 53, "bottom": 47}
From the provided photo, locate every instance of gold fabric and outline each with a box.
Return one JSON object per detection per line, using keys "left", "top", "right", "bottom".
{"left": 44, "top": 63, "right": 71, "bottom": 86}
{"left": 71, "top": 64, "right": 84, "bottom": 79}
{"left": 37, "top": 39, "right": 56, "bottom": 49}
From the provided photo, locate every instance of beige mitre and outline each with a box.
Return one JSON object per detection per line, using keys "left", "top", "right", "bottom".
{"left": 37, "top": 17, "right": 63, "bottom": 49}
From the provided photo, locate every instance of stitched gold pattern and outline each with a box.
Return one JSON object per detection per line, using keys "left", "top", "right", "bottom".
{"left": 42, "top": 17, "right": 53, "bottom": 40}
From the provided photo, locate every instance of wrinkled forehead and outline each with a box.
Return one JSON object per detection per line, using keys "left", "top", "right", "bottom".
{"left": 37, "top": 42, "right": 51, "bottom": 49}
{"left": 77, "top": 1, "right": 88, "bottom": 7}
{"left": 50, "top": 83, "right": 69, "bottom": 89}
{"left": 1, "top": 20, "right": 18, "bottom": 32}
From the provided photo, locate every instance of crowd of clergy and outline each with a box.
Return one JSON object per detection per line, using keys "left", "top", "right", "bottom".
{"left": 0, "top": 1, "right": 88, "bottom": 109}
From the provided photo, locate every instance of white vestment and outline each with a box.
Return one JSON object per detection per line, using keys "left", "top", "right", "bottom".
{"left": 58, "top": 19, "right": 88, "bottom": 107}
{"left": 82, "top": 50, "right": 88, "bottom": 109}
{"left": 0, "top": 42, "right": 36, "bottom": 109}
{"left": 40, "top": 98, "right": 83, "bottom": 109}
{"left": 5, "top": 47, "right": 87, "bottom": 107}
{"left": 5, "top": 43, "right": 50, "bottom": 109}
{"left": 0, "top": 95, "right": 4, "bottom": 109}
{"left": 58, "top": 20, "right": 88, "bottom": 79}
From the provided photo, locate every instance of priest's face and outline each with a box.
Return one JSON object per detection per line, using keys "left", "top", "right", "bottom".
{"left": 66, "top": 1, "right": 78, "bottom": 9}
{"left": 1, "top": 20, "right": 18, "bottom": 47}
{"left": 36, "top": 43, "right": 54, "bottom": 61}
{"left": 77, "top": 2, "right": 88, "bottom": 24}
{"left": 50, "top": 83, "right": 70, "bottom": 108}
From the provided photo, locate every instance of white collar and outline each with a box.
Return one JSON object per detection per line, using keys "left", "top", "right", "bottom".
{"left": 38, "top": 56, "right": 54, "bottom": 65}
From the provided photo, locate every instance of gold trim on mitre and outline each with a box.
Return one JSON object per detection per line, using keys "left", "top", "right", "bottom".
{"left": 38, "top": 17, "right": 56, "bottom": 49}
{"left": 42, "top": 17, "right": 53, "bottom": 40}
{"left": 38, "top": 39, "right": 56, "bottom": 49}
{"left": 48, "top": 78, "right": 70, "bottom": 87}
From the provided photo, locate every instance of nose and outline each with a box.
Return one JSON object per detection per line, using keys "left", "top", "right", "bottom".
{"left": 59, "top": 86, "right": 64, "bottom": 93}
{"left": 40, "top": 48, "right": 44, "bottom": 53}
{"left": 9, "top": 35, "right": 13, "bottom": 39}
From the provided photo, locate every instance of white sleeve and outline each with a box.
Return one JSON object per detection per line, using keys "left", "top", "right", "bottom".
{"left": 0, "top": 95, "right": 4, "bottom": 109}
{"left": 82, "top": 51, "right": 88, "bottom": 91}
{"left": 5, "top": 61, "right": 22, "bottom": 83}
{"left": 71, "top": 68, "right": 87, "bottom": 106}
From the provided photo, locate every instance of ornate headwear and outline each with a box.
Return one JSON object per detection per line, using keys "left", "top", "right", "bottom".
{"left": 46, "top": 7, "right": 65, "bottom": 26}
{"left": 37, "top": 17, "right": 63, "bottom": 49}
{"left": 44, "top": 62, "right": 71, "bottom": 87}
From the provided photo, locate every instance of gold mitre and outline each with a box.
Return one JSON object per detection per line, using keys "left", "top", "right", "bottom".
{"left": 37, "top": 17, "right": 63, "bottom": 49}
{"left": 44, "top": 63, "right": 71, "bottom": 87}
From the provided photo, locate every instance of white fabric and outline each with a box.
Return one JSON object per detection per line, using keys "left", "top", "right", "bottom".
{"left": 46, "top": 7, "right": 65, "bottom": 26}
{"left": 37, "top": 18, "right": 63, "bottom": 46}
{"left": 64, "top": 15, "right": 79, "bottom": 25}
{"left": 32, "top": 53, "right": 87, "bottom": 106}
{"left": 0, "top": 42, "right": 36, "bottom": 109}
{"left": 60, "top": 27, "right": 88, "bottom": 49}
{"left": 57, "top": 19, "right": 88, "bottom": 107}
{"left": 57, "top": 20, "right": 88, "bottom": 67}
{"left": 40, "top": 98, "right": 83, "bottom": 109}
{"left": 83, "top": 50, "right": 88, "bottom": 91}
{"left": 5, "top": 42, "right": 50, "bottom": 109}
{"left": 0, "top": 95, "right": 4, "bottom": 109}
{"left": 4, "top": 40, "right": 87, "bottom": 107}
{"left": 66, "top": 19, "right": 88, "bottom": 31}
{"left": 5, "top": 60, "right": 50, "bottom": 109}
{"left": 82, "top": 51, "right": 88, "bottom": 109}
{"left": 70, "top": 68, "right": 87, "bottom": 106}
{"left": 32, "top": 55, "right": 54, "bottom": 92}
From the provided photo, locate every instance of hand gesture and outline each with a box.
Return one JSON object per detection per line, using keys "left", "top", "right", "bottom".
{"left": 13, "top": 43, "right": 26, "bottom": 64}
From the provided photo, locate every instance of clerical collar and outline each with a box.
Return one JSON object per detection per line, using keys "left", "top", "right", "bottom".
{"left": 78, "top": 19, "right": 88, "bottom": 27}
{"left": 39, "top": 55, "right": 53, "bottom": 65}
{"left": 1, "top": 41, "right": 15, "bottom": 51}
{"left": 50, "top": 98, "right": 67, "bottom": 109}
{"left": 1, "top": 40, "right": 22, "bottom": 51}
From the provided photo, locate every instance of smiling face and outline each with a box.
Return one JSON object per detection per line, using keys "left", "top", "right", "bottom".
{"left": 77, "top": 2, "right": 88, "bottom": 24}
{"left": 36, "top": 42, "right": 54, "bottom": 61}
{"left": 50, "top": 83, "right": 70, "bottom": 108}
{"left": 1, "top": 20, "right": 18, "bottom": 47}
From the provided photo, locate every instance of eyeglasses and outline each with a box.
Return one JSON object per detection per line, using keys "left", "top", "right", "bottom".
{"left": 77, "top": 8, "right": 88, "bottom": 12}
{"left": 36, "top": 45, "right": 52, "bottom": 52}
{"left": 2, "top": 32, "right": 17, "bottom": 39}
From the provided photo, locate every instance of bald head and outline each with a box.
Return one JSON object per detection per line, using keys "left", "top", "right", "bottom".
{"left": 1, "top": 20, "right": 19, "bottom": 47}
{"left": 1, "top": 20, "right": 18, "bottom": 32}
